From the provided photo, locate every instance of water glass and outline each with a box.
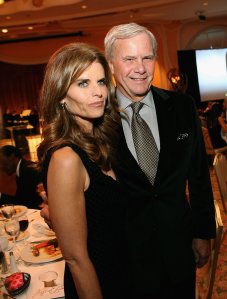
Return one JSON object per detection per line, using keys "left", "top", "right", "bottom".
{"left": 4, "top": 219, "right": 20, "bottom": 249}
{"left": 0, "top": 204, "right": 15, "bottom": 220}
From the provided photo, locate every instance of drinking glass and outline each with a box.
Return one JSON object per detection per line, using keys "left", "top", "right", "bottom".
{"left": 4, "top": 219, "right": 20, "bottom": 249}
{"left": 18, "top": 215, "right": 29, "bottom": 233}
{"left": 0, "top": 236, "right": 10, "bottom": 275}
{"left": 0, "top": 204, "right": 15, "bottom": 220}
{"left": 17, "top": 215, "right": 29, "bottom": 245}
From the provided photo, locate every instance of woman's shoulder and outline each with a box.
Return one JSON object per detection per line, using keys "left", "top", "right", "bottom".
{"left": 51, "top": 146, "right": 83, "bottom": 169}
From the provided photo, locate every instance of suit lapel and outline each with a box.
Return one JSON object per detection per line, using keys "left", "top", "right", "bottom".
{"left": 151, "top": 86, "right": 177, "bottom": 185}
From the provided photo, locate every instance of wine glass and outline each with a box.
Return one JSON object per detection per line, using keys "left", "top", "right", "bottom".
{"left": 0, "top": 203, "right": 15, "bottom": 220}
{"left": 17, "top": 215, "right": 29, "bottom": 244}
{"left": 17, "top": 215, "right": 29, "bottom": 233}
{"left": 4, "top": 219, "right": 20, "bottom": 249}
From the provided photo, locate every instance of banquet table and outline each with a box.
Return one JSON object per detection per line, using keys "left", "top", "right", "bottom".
{"left": 5, "top": 125, "right": 34, "bottom": 146}
{"left": 0, "top": 207, "right": 65, "bottom": 299}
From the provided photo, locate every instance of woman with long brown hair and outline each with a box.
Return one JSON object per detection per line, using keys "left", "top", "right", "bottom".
{"left": 37, "top": 43, "right": 130, "bottom": 299}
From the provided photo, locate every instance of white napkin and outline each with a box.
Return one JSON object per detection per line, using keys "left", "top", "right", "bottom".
{"left": 32, "top": 222, "right": 56, "bottom": 238}
{"left": 17, "top": 261, "right": 65, "bottom": 299}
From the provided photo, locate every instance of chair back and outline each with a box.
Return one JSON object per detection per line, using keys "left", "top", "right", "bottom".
{"left": 207, "top": 200, "right": 223, "bottom": 298}
{"left": 196, "top": 200, "right": 223, "bottom": 299}
{"left": 213, "top": 153, "right": 227, "bottom": 213}
{"left": 201, "top": 126, "right": 215, "bottom": 156}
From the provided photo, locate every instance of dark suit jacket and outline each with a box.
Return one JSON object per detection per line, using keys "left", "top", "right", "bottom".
{"left": 1, "top": 159, "right": 42, "bottom": 209}
{"left": 114, "top": 86, "right": 216, "bottom": 292}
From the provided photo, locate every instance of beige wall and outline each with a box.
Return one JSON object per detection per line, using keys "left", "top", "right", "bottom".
{"left": 0, "top": 17, "right": 227, "bottom": 90}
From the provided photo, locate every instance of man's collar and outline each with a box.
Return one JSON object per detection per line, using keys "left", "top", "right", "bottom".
{"left": 116, "top": 88, "right": 154, "bottom": 110}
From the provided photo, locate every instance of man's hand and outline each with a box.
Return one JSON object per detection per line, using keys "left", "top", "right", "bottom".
{"left": 37, "top": 183, "right": 52, "bottom": 228}
{"left": 40, "top": 197, "right": 53, "bottom": 228}
{"left": 192, "top": 238, "right": 211, "bottom": 268}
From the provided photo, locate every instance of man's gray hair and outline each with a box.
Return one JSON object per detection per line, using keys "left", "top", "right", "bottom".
{"left": 104, "top": 22, "right": 157, "bottom": 60}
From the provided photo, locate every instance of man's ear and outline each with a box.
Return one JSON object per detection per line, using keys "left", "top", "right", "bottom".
{"left": 108, "top": 61, "right": 116, "bottom": 86}
{"left": 108, "top": 61, "right": 114, "bottom": 75}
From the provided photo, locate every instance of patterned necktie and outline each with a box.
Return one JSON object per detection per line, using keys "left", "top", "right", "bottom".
{"left": 131, "top": 102, "right": 159, "bottom": 184}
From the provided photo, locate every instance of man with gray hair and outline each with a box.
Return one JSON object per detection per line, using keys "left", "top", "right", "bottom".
{"left": 104, "top": 22, "right": 215, "bottom": 299}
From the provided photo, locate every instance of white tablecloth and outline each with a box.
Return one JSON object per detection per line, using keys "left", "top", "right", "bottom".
{"left": 0, "top": 209, "right": 65, "bottom": 299}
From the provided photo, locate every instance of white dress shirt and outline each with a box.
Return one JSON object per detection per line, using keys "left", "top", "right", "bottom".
{"left": 117, "top": 89, "right": 160, "bottom": 162}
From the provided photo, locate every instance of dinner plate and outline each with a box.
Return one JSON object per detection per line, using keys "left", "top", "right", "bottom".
{"left": 16, "top": 230, "right": 30, "bottom": 242}
{"left": 20, "top": 243, "right": 62, "bottom": 264}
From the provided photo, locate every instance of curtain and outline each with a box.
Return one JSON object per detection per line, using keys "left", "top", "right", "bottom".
{"left": 0, "top": 61, "right": 46, "bottom": 114}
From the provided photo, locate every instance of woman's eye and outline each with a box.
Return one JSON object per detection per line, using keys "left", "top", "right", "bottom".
{"left": 78, "top": 81, "right": 88, "bottom": 87}
{"left": 98, "top": 79, "right": 106, "bottom": 86}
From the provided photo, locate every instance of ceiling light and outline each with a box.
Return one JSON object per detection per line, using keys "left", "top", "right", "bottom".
{"left": 0, "top": 0, "right": 4, "bottom": 5}
{"left": 32, "top": 0, "right": 43, "bottom": 7}
{"left": 199, "top": 15, "right": 207, "bottom": 21}
{"left": 2, "top": 29, "right": 8, "bottom": 33}
{"left": 28, "top": 26, "right": 33, "bottom": 30}
{"left": 195, "top": 10, "right": 207, "bottom": 22}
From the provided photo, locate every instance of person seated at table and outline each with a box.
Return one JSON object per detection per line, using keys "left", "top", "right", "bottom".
{"left": 0, "top": 145, "right": 42, "bottom": 209}
{"left": 203, "top": 101, "right": 215, "bottom": 118}
{"left": 207, "top": 103, "right": 227, "bottom": 149}
{"left": 3, "top": 107, "right": 14, "bottom": 123}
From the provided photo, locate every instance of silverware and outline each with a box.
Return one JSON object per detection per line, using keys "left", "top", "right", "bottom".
{"left": 30, "top": 239, "right": 51, "bottom": 244}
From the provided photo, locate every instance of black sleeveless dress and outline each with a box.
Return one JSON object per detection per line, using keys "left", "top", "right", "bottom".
{"left": 43, "top": 144, "right": 131, "bottom": 299}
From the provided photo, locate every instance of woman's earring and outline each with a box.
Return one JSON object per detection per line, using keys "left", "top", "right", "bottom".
{"left": 60, "top": 102, "right": 66, "bottom": 110}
